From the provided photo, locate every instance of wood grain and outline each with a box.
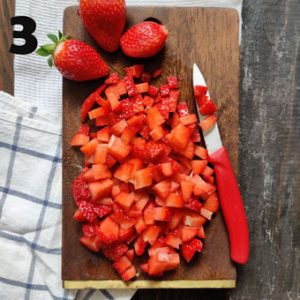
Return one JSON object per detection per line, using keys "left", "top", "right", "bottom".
{"left": 62, "top": 6, "right": 239, "bottom": 288}
{"left": 0, "top": 0, "right": 14, "bottom": 94}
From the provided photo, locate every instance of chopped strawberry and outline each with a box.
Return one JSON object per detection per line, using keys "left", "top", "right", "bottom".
{"left": 97, "top": 127, "right": 110, "bottom": 142}
{"left": 134, "top": 236, "right": 148, "bottom": 256}
{"left": 164, "top": 234, "right": 182, "bottom": 249}
{"left": 177, "top": 102, "right": 190, "bottom": 117}
{"left": 167, "top": 76, "right": 179, "bottom": 89}
{"left": 194, "top": 146, "right": 208, "bottom": 160}
{"left": 121, "top": 265, "right": 136, "bottom": 281}
{"left": 102, "top": 243, "right": 128, "bottom": 261}
{"left": 106, "top": 153, "right": 117, "bottom": 168}
{"left": 181, "top": 238, "right": 203, "bottom": 263}
{"left": 194, "top": 85, "right": 207, "bottom": 97}
{"left": 141, "top": 71, "right": 152, "bottom": 83}
{"left": 184, "top": 197, "right": 202, "bottom": 213}
{"left": 143, "top": 225, "right": 161, "bottom": 245}
{"left": 200, "top": 99, "right": 217, "bottom": 115}
{"left": 111, "top": 119, "right": 128, "bottom": 136}
{"left": 94, "top": 145, "right": 108, "bottom": 164}
{"left": 148, "top": 253, "right": 180, "bottom": 276}
{"left": 181, "top": 226, "right": 199, "bottom": 242}
{"left": 192, "top": 130, "right": 201, "bottom": 143}
{"left": 70, "top": 133, "right": 90, "bottom": 147}
{"left": 191, "top": 160, "right": 207, "bottom": 175}
{"left": 130, "top": 94, "right": 144, "bottom": 113}
{"left": 80, "top": 138, "right": 99, "bottom": 157}
{"left": 113, "top": 255, "right": 132, "bottom": 275}
{"left": 169, "top": 123, "right": 190, "bottom": 150}
{"left": 105, "top": 86, "right": 120, "bottom": 111}
{"left": 133, "top": 167, "right": 153, "bottom": 189}
{"left": 73, "top": 209, "right": 86, "bottom": 222}
{"left": 153, "top": 180, "right": 170, "bottom": 199}
{"left": 139, "top": 126, "right": 151, "bottom": 140}
{"left": 88, "top": 179, "right": 113, "bottom": 202}
{"left": 165, "top": 193, "right": 183, "bottom": 208}
{"left": 115, "top": 192, "right": 135, "bottom": 210}
{"left": 178, "top": 140, "right": 195, "bottom": 159}
{"left": 160, "top": 85, "right": 170, "bottom": 97}
{"left": 124, "top": 75, "right": 137, "bottom": 97}
{"left": 125, "top": 64, "right": 144, "bottom": 78}
{"left": 83, "top": 222, "right": 98, "bottom": 237}
{"left": 153, "top": 207, "right": 171, "bottom": 222}
{"left": 183, "top": 212, "right": 207, "bottom": 227}
{"left": 143, "top": 95, "right": 155, "bottom": 107}
{"left": 146, "top": 106, "right": 165, "bottom": 130}
{"left": 126, "top": 249, "right": 135, "bottom": 261}
{"left": 80, "top": 235, "right": 102, "bottom": 252}
{"left": 72, "top": 176, "right": 91, "bottom": 206}
{"left": 180, "top": 181, "right": 194, "bottom": 202}
{"left": 135, "top": 217, "right": 147, "bottom": 234}
{"left": 108, "top": 135, "right": 131, "bottom": 161}
{"left": 148, "top": 85, "right": 159, "bottom": 97}
{"left": 168, "top": 209, "right": 183, "bottom": 229}
{"left": 203, "top": 192, "right": 219, "bottom": 213}
{"left": 114, "top": 163, "right": 134, "bottom": 183}
{"left": 150, "top": 126, "right": 165, "bottom": 141}
{"left": 105, "top": 72, "right": 120, "bottom": 85}
{"left": 140, "top": 263, "right": 149, "bottom": 273}
{"left": 97, "top": 217, "right": 119, "bottom": 244}
{"left": 180, "top": 114, "right": 197, "bottom": 125}
{"left": 197, "top": 226, "right": 206, "bottom": 239}
{"left": 144, "top": 202, "right": 155, "bottom": 225}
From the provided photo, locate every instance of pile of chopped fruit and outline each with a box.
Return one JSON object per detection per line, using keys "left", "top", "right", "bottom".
{"left": 70, "top": 64, "right": 219, "bottom": 281}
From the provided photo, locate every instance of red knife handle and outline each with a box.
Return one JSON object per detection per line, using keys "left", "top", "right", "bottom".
{"left": 209, "top": 146, "right": 249, "bottom": 264}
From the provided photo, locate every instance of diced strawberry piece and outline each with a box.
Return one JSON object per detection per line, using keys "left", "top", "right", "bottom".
{"left": 70, "top": 133, "right": 90, "bottom": 147}
{"left": 153, "top": 180, "right": 170, "bottom": 199}
{"left": 88, "top": 179, "right": 113, "bottom": 202}
{"left": 141, "top": 71, "right": 152, "bottom": 82}
{"left": 199, "top": 114, "right": 217, "bottom": 131}
{"left": 148, "top": 85, "right": 159, "bottom": 97}
{"left": 194, "top": 85, "right": 207, "bottom": 97}
{"left": 114, "top": 99, "right": 135, "bottom": 121}
{"left": 170, "top": 181, "right": 180, "bottom": 192}
{"left": 180, "top": 181, "right": 194, "bottom": 201}
{"left": 200, "top": 207, "right": 214, "bottom": 220}
{"left": 105, "top": 72, "right": 120, "bottom": 85}
{"left": 140, "top": 263, "right": 149, "bottom": 273}
{"left": 135, "top": 217, "right": 147, "bottom": 234}
{"left": 115, "top": 192, "right": 135, "bottom": 210}
{"left": 125, "top": 64, "right": 144, "bottom": 78}
{"left": 168, "top": 209, "right": 183, "bottom": 229}
{"left": 121, "top": 265, "right": 136, "bottom": 281}
{"left": 96, "top": 127, "right": 110, "bottom": 142}
{"left": 73, "top": 209, "right": 86, "bottom": 222}
{"left": 124, "top": 75, "right": 137, "bottom": 97}
{"left": 180, "top": 114, "right": 197, "bottom": 125}
{"left": 127, "top": 114, "right": 145, "bottom": 128}
{"left": 126, "top": 249, "right": 135, "bottom": 261}
{"left": 200, "top": 99, "right": 217, "bottom": 115}
{"left": 178, "top": 140, "right": 195, "bottom": 159}
{"left": 165, "top": 193, "right": 183, "bottom": 208}
{"left": 142, "top": 225, "right": 161, "bottom": 245}
{"left": 164, "top": 234, "right": 182, "bottom": 249}
{"left": 143, "top": 95, "right": 154, "bottom": 107}
{"left": 94, "top": 144, "right": 108, "bottom": 164}
{"left": 155, "top": 102, "right": 169, "bottom": 119}
{"left": 80, "top": 138, "right": 99, "bottom": 156}
{"left": 133, "top": 167, "right": 153, "bottom": 189}
{"left": 161, "top": 90, "right": 179, "bottom": 113}
{"left": 203, "top": 192, "right": 219, "bottom": 213}
{"left": 96, "top": 197, "right": 113, "bottom": 206}
{"left": 97, "top": 217, "right": 119, "bottom": 244}
{"left": 153, "top": 207, "right": 171, "bottom": 222}
{"left": 139, "top": 126, "right": 151, "bottom": 140}
{"left": 148, "top": 246, "right": 171, "bottom": 257}
{"left": 102, "top": 243, "right": 128, "bottom": 261}
{"left": 182, "top": 226, "right": 199, "bottom": 242}
{"left": 192, "top": 130, "right": 201, "bottom": 143}
{"left": 177, "top": 102, "right": 189, "bottom": 117}
{"left": 195, "top": 95, "right": 209, "bottom": 107}
{"left": 152, "top": 68, "right": 162, "bottom": 78}
{"left": 118, "top": 226, "right": 136, "bottom": 243}
{"left": 83, "top": 222, "right": 98, "bottom": 237}
{"left": 150, "top": 126, "right": 165, "bottom": 141}
{"left": 88, "top": 107, "right": 108, "bottom": 120}
{"left": 111, "top": 119, "right": 128, "bottom": 136}
{"left": 197, "top": 226, "right": 206, "bottom": 239}
{"left": 191, "top": 160, "right": 207, "bottom": 174}
{"left": 134, "top": 236, "right": 148, "bottom": 256}
{"left": 160, "top": 85, "right": 170, "bottom": 97}
{"left": 184, "top": 197, "right": 202, "bottom": 212}
{"left": 72, "top": 176, "right": 91, "bottom": 206}
{"left": 77, "top": 124, "right": 91, "bottom": 136}
{"left": 105, "top": 86, "right": 120, "bottom": 110}
{"left": 157, "top": 162, "right": 173, "bottom": 177}
{"left": 113, "top": 255, "right": 132, "bottom": 275}
{"left": 95, "top": 115, "right": 110, "bottom": 126}
{"left": 169, "top": 123, "right": 190, "bottom": 150}
{"left": 148, "top": 253, "right": 180, "bottom": 276}
{"left": 106, "top": 153, "right": 117, "bottom": 168}
{"left": 194, "top": 146, "right": 208, "bottom": 159}
{"left": 183, "top": 212, "right": 207, "bottom": 227}
{"left": 80, "top": 235, "right": 102, "bottom": 252}
{"left": 146, "top": 107, "right": 165, "bottom": 130}
{"left": 181, "top": 238, "right": 203, "bottom": 263}
{"left": 191, "top": 175, "right": 216, "bottom": 198}
{"left": 115, "top": 80, "right": 127, "bottom": 96}
{"left": 134, "top": 194, "right": 149, "bottom": 212}
{"left": 114, "top": 163, "right": 134, "bottom": 183}
{"left": 167, "top": 76, "right": 179, "bottom": 89}
{"left": 135, "top": 82, "right": 149, "bottom": 94}
{"left": 144, "top": 202, "right": 155, "bottom": 225}
{"left": 120, "top": 126, "right": 138, "bottom": 144}
{"left": 130, "top": 94, "right": 144, "bottom": 113}
{"left": 202, "top": 165, "right": 214, "bottom": 177}
{"left": 108, "top": 135, "right": 131, "bottom": 161}
{"left": 91, "top": 164, "right": 111, "bottom": 180}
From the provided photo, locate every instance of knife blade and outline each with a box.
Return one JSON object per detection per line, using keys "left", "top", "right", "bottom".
{"left": 193, "top": 63, "right": 249, "bottom": 265}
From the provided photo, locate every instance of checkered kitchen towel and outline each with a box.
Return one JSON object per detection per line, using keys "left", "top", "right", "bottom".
{"left": 0, "top": 91, "right": 136, "bottom": 300}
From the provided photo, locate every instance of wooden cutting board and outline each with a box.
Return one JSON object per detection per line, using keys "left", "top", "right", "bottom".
{"left": 62, "top": 6, "right": 239, "bottom": 289}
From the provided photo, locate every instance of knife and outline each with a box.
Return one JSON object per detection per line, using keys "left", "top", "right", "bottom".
{"left": 193, "top": 63, "right": 249, "bottom": 264}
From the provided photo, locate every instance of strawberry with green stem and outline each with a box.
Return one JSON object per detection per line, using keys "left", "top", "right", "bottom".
{"left": 36, "top": 31, "right": 109, "bottom": 81}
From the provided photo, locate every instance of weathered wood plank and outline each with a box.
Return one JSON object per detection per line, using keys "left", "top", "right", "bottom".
{"left": 0, "top": 0, "right": 14, "bottom": 94}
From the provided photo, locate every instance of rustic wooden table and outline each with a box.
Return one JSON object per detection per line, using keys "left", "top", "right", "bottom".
{"left": 0, "top": 0, "right": 299, "bottom": 299}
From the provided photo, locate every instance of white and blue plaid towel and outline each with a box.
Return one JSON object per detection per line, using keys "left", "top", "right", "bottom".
{"left": 0, "top": 91, "right": 136, "bottom": 300}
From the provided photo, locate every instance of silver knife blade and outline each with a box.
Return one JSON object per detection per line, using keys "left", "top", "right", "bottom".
{"left": 193, "top": 63, "right": 222, "bottom": 154}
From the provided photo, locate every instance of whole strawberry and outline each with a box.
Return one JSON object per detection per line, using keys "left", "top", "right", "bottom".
{"left": 80, "top": 0, "right": 126, "bottom": 53}
{"left": 120, "top": 21, "right": 168, "bottom": 58}
{"left": 36, "top": 32, "right": 109, "bottom": 81}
